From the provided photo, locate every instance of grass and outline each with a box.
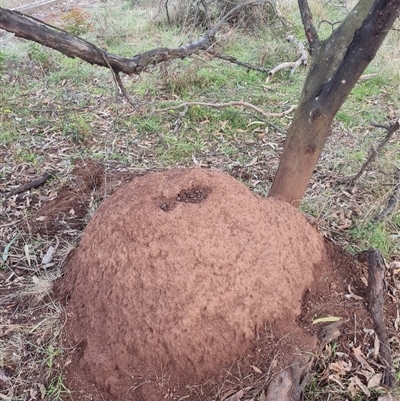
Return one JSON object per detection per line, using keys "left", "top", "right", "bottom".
{"left": 1, "top": 0, "right": 400, "bottom": 399}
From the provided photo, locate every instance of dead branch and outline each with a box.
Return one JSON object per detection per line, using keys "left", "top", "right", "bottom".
{"left": 266, "top": 35, "right": 308, "bottom": 82}
{"left": 358, "top": 249, "right": 395, "bottom": 387}
{"left": 298, "top": 0, "right": 319, "bottom": 52}
{"left": 154, "top": 101, "right": 297, "bottom": 119}
{"left": 373, "top": 168, "right": 400, "bottom": 223}
{"left": 265, "top": 355, "right": 314, "bottom": 401}
{"left": 0, "top": 1, "right": 268, "bottom": 76}
{"left": 207, "top": 51, "right": 270, "bottom": 73}
{"left": 6, "top": 172, "right": 54, "bottom": 198}
{"left": 344, "top": 121, "right": 400, "bottom": 183}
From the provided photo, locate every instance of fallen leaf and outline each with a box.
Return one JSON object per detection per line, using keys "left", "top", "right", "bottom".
{"left": 354, "top": 376, "right": 371, "bottom": 397}
{"left": 2, "top": 235, "right": 18, "bottom": 261}
{"left": 229, "top": 389, "right": 244, "bottom": 401}
{"left": 368, "top": 373, "right": 382, "bottom": 388}
{"left": 313, "top": 316, "right": 342, "bottom": 324}
{"left": 373, "top": 333, "right": 380, "bottom": 359}
{"left": 353, "top": 347, "right": 374, "bottom": 372}
{"left": 251, "top": 365, "right": 262, "bottom": 374}
{"left": 0, "top": 368, "right": 9, "bottom": 382}
{"left": 245, "top": 157, "right": 258, "bottom": 167}
{"left": 24, "top": 244, "right": 31, "bottom": 267}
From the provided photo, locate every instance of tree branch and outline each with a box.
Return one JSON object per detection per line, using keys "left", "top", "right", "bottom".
{"left": 298, "top": 0, "right": 319, "bottom": 52}
{"left": 0, "top": 1, "right": 268, "bottom": 76}
{"left": 345, "top": 121, "right": 400, "bottom": 183}
{"left": 206, "top": 51, "right": 270, "bottom": 73}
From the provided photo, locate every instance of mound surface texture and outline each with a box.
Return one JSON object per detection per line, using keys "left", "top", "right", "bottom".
{"left": 62, "top": 168, "right": 326, "bottom": 400}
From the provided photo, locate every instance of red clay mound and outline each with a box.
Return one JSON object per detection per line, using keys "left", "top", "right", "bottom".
{"left": 61, "top": 168, "right": 327, "bottom": 400}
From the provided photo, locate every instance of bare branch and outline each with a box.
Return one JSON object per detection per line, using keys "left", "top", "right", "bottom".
{"left": 345, "top": 121, "right": 400, "bottom": 183}
{"left": 206, "top": 51, "right": 270, "bottom": 73}
{"left": 266, "top": 35, "right": 308, "bottom": 81}
{"left": 154, "top": 101, "right": 296, "bottom": 119}
{"left": 373, "top": 168, "right": 400, "bottom": 223}
{"left": 298, "top": 0, "right": 319, "bottom": 52}
{"left": 0, "top": 1, "right": 269, "bottom": 76}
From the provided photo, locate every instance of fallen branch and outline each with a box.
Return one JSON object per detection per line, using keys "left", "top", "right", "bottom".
{"left": 343, "top": 120, "right": 400, "bottom": 183}
{"left": 207, "top": 51, "right": 270, "bottom": 73}
{"left": 0, "top": 1, "right": 269, "bottom": 76}
{"left": 6, "top": 172, "right": 54, "bottom": 198}
{"left": 358, "top": 249, "right": 395, "bottom": 387}
{"left": 266, "top": 35, "right": 308, "bottom": 82}
{"left": 265, "top": 354, "right": 314, "bottom": 401}
{"left": 265, "top": 321, "right": 345, "bottom": 400}
{"left": 373, "top": 168, "right": 400, "bottom": 223}
{"left": 154, "top": 101, "right": 296, "bottom": 119}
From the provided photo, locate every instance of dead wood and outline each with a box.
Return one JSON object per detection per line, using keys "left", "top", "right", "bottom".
{"left": 265, "top": 321, "right": 346, "bottom": 401}
{"left": 5, "top": 172, "right": 54, "bottom": 198}
{"left": 344, "top": 121, "right": 400, "bottom": 184}
{"left": 0, "top": 1, "right": 268, "bottom": 76}
{"left": 358, "top": 249, "right": 395, "bottom": 387}
{"left": 373, "top": 168, "right": 400, "bottom": 223}
{"left": 207, "top": 51, "right": 270, "bottom": 73}
{"left": 266, "top": 35, "right": 308, "bottom": 81}
{"left": 154, "top": 101, "right": 296, "bottom": 119}
{"left": 265, "top": 354, "right": 314, "bottom": 401}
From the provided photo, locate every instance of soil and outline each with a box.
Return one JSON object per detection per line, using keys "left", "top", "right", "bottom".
{"left": 49, "top": 166, "right": 374, "bottom": 401}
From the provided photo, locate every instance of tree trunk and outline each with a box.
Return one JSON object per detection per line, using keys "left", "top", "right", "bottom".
{"left": 268, "top": 0, "right": 400, "bottom": 206}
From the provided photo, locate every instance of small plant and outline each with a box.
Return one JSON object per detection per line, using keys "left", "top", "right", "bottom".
{"left": 0, "top": 50, "right": 6, "bottom": 67}
{"left": 46, "top": 374, "right": 70, "bottom": 401}
{"left": 28, "top": 43, "right": 54, "bottom": 69}
{"left": 63, "top": 114, "right": 91, "bottom": 143}
{"left": 60, "top": 7, "right": 93, "bottom": 37}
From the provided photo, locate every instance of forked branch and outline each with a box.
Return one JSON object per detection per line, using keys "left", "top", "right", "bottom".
{"left": 0, "top": 1, "right": 269, "bottom": 76}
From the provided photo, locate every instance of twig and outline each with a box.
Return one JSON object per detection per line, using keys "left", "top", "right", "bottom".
{"left": 165, "top": 0, "right": 170, "bottom": 25}
{"left": 373, "top": 168, "right": 400, "bottom": 223}
{"left": 358, "top": 249, "right": 395, "bottom": 387}
{"left": 317, "top": 19, "right": 341, "bottom": 33}
{"left": 90, "top": 40, "right": 139, "bottom": 109}
{"left": 344, "top": 121, "right": 400, "bottom": 183}
{"left": 6, "top": 172, "right": 54, "bottom": 198}
{"left": 115, "top": 72, "right": 138, "bottom": 109}
{"left": 206, "top": 51, "right": 270, "bottom": 73}
{"left": 154, "top": 101, "right": 297, "bottom": 119}
{"left": 199, "top": 0, "right": 212, "bottom": 30}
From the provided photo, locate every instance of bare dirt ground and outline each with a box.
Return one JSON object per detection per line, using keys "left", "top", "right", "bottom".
{"left": 2, "top": 159, "right": 396, "bottom": 400}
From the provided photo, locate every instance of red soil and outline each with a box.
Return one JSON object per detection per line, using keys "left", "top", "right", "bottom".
{"left": 60, "top": 167, "right": 329, "bottom": 400}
